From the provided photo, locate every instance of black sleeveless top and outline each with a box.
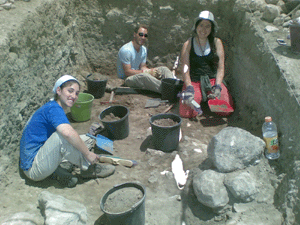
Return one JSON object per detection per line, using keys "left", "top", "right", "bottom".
{"left": 189, "top": 37, "right": 217, "bottom": 82}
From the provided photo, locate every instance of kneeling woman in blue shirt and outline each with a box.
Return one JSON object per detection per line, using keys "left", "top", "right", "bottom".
{"left": 20, "top": 75, "right": 114, "bottom": 187}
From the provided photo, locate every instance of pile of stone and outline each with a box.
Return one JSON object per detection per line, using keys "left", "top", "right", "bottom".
{"left": 193, "top": 127, "right": 283, "bottom": 224}
{"left": 238, "top": 0, "right": 300, "bottom": 32}
{"left": 0, "top": 0, "right": 30, "bottom": 11}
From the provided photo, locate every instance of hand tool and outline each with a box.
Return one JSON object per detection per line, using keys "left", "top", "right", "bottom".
{"left": 98, "top": 155, "right": 138, "bottom": 168}
{"left": 86, "top": 133, "right": 113, "bottom": 155}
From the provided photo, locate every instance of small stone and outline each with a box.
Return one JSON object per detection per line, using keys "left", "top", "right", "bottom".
{"left": 264, "top": 25, "right": 279, "bottom": 32}
{"left": 283, "top": 20, "right": 292, "bottom": 27}
{"left": 159, "top": 5, "right": 174, "bottom": 13}
{"left": 148, "top": 174, "right": 158, "bottom": 183}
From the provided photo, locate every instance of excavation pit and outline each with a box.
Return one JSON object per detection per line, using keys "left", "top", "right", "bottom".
{"left": 1, "top": 0, "right": 300, "bottom": 224}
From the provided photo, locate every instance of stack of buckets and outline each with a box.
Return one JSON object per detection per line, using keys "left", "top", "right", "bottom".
{"left": 70, "top": 74, "right": 108, "bottom": 122}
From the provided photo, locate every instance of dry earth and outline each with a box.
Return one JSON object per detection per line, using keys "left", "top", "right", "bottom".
{"left": 0, "top": 1, "right": 236, "bottom": 224}
{"left": 1, "top": 79, "right": 234, "bottom": 224}
{"left": 1, "top": 0, "right": 299, "bottom": 225}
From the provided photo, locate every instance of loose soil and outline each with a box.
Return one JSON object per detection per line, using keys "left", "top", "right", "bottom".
{"left": 88, "top": 73, "right": 109, "bottom": 81}
{"left": 101, "top": 113, "right": 122, "bottom": 122}
{"left": 152, "top": 118, "right": 179, "bottom": 127}
{"left": 103, "top": 187, "right": 144, "bottom": 213}
{"left": 209, "top": 104, "right": 229, "bottom": 112}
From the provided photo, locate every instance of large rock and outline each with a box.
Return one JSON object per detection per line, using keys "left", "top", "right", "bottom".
{"left": 225, "top": 170, "right": 258, "bottom": 202}
{"left": 38, "top": 191, "right": 87, "bottom": 225}
{"left": 207, "top": 127, "right": 265, "bottom": 173}
{"left": 262, "top": 4, "right": 281, "bottom": 22}
{"left": 193, "top": 170, "right": 229, "bottom": 209}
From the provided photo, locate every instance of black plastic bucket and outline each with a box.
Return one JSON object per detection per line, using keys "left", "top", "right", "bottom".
{"left": 100, "top": 182, "right": 146, "bottom": 225}
{"left": 86, "top": 74, "right": 107, "bottom": 99}
{"left": 99, "top": 105, "right": 129, "bottom": 140}
{"left": 290, "top": 24, "right": 300, "bottom": 53}
{"left": 161, "top": 78, "right": 184, "bottom": 103}
{"left": 149, "top": 113, "right": 182, "bottom": 152}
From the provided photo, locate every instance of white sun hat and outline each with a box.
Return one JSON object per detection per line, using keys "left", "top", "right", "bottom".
{"left": 193, "top": 10, "right": 218, "bottom": 31}
{"left": 52, "top": 75, "right": 78, "bottom": 94}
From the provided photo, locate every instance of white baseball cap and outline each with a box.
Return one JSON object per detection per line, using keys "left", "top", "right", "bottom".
{"left": 193, "top": 10, "right": 218, "bottom": 31}
{"left": 52, "top": 75, "right": 79, "bottom": 94}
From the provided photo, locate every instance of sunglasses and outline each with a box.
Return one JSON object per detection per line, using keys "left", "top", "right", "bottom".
{"left": 138, "top": 32, "right": 148, "bottom": 38}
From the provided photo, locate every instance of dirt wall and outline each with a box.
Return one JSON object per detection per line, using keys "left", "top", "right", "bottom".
{"left": 0, "top": 0, "right": 300, "bottom": 222}
{"left": 230, "top": 12, "right": 300, "bottom": 222}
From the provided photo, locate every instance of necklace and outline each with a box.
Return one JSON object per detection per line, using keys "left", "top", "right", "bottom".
{"left": 197, "top": 37, "right": 207, "bottom": 56}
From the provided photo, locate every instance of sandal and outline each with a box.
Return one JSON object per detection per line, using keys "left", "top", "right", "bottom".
{"left": 80, "top": 163, "right": 115, "bottom": 179}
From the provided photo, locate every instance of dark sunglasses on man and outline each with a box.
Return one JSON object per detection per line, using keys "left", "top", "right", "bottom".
{"left": 138, "top": 33, "right": 148, "bottom": 38}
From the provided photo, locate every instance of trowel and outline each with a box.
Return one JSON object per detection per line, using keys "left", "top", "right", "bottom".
{"left": 86, "top": 133, "right": 113, "bottom": 155}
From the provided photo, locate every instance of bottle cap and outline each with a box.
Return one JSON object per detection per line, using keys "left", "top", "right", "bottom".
{"left": 265, "top": 116, "right": 272, "bottom": 122}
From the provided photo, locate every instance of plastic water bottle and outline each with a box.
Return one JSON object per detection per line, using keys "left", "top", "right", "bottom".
{"left": 262, "top": 116, "right": 280, "bottom": 160}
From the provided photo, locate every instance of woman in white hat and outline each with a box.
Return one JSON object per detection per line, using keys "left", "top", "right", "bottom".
{"left": 179, "top": 10, "right": 234, "bottom": 118}
{"left": 20, "top": 75, "right": 115, "bottom": 187}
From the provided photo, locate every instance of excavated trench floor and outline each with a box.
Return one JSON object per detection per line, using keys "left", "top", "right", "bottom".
{"left": 1, "top": 1, "right": 300, "bottom": 225}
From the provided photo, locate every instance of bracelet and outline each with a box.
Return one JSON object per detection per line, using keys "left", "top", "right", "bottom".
{"left": 212, "top": 84, "right": 222, "bottom": 91}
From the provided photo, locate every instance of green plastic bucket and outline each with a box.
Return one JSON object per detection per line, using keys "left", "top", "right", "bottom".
{"left": 71, "top": 93, "right": 94, "bottom": 122}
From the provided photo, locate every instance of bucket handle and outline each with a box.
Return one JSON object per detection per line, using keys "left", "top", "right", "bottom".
{"left": 85, "top": 73, "right": 92, "bottom": 80}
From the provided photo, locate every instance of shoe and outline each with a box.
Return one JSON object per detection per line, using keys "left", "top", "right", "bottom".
{"left": 53, "top": 166, "right": 78, "bottom": 188}
{"left": 80, "top": 163, "right": 115, "bottom": 179}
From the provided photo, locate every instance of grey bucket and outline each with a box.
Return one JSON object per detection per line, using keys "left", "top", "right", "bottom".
{"left": 290, "top": 24, "right": 300, "bottom": 53}
{"left": 100, "top": 182, "right": 146, "bottom": 225}
{"left": 149, "top": 113, "right": 182, "bottom": 152}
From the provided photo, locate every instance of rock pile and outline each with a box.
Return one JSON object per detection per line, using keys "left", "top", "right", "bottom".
{"left": 193, "top": 127, "right": 283, "bottom": 224}
{"left": 235, "top": 0, "right": 300, "bottom": 36}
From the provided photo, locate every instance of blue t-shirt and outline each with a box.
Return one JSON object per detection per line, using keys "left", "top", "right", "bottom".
{"left": 116, "top": 41, "right": 147, "bottom": 79}
{"left": 20, "top": 101, "right": 70, "bottom": 171}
